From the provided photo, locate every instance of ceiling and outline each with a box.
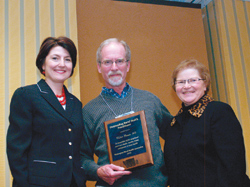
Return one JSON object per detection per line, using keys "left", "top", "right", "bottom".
{"left": 114, "top": 0, "right": 214, "bottom": 8}
{"left": 163, "top": 0, "right": 213, "bottom": 8}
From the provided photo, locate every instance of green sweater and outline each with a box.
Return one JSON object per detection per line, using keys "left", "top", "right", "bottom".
{"left": 81, "top": 87, "right": 172, "bottom": 186}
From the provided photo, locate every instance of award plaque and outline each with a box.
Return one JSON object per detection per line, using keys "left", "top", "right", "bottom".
{"left": 104, "top": 110, "right": 154, "bottom": 170}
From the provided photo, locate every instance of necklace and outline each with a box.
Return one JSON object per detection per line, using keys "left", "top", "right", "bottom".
{"left": 100, "top": 88, "right": 134, "bottom": 118}
{"left": 56, "top": 88, "right": 66, "bottom": 105}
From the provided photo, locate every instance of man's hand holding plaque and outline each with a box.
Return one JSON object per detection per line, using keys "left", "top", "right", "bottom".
{"left": 97, "top": 164, "right": 132, "bottom": 185}
{"left": 104, "top": 110, "right": 154, "bottom": 170}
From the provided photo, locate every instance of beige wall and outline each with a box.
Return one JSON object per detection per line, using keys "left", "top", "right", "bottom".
{"left": 76, "top": 1, "right": 208, "bottom": 186}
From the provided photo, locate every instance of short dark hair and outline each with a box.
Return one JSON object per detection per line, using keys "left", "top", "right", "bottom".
{"left": 36, "top": 36, "right": 77, "bottom": 76}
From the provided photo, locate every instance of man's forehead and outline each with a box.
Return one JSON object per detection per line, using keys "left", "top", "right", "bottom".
{"left": 101, "top": 43, "right": 126, "bottom": 58}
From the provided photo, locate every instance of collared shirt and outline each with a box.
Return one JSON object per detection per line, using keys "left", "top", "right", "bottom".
{"left": 101, "top": 83, "right": 131, "bottom": 99}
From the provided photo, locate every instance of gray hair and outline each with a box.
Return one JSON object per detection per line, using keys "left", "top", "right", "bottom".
{"left": 96, "top": 38, "right": 131, "bottom": 64}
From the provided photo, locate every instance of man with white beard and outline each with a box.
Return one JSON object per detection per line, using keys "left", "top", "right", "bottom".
{"left": 81, "top": 38, "right": 172, "bottom": 187}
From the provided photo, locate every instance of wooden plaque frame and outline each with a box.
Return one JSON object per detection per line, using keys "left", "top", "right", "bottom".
{"left": 104, "top": 110, "right": 154, "bottom": 170}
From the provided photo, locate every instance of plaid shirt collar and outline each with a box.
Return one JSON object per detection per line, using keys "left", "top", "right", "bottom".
{"left": 101, "top": 83, "right": 131, "bottom": 99}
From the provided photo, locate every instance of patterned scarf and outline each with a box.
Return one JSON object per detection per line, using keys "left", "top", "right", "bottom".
{"left": 170, "top": 94, "right": 214, "bottom": 126}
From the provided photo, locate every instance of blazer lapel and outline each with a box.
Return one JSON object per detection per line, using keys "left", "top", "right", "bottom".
{"left": 64, "top": 86, "right": 75, "bottom": 120}
{"left": 37, "top": 79, "right": 74, "bottom": 124}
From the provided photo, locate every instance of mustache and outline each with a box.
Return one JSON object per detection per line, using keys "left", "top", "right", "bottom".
{"left": 108, "top": 70, "right": 122, "bottom": 76}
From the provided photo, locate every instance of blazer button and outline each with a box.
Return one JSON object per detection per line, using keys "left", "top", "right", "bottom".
{"left": 68, "top": 128, "right": 72, "bottom": 132}
{"left": 69, "top": 156, "right": 72, "bottom": 159}
{"left": 69, "top": 142, "right": 72, "bottom": 145}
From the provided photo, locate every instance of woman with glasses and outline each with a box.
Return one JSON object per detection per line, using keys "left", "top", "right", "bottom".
{"left": 164, "top": 59, "right": 250, "bottom": 186}
{"left": 7, "top": 36, "right": 86, "bottom": 187}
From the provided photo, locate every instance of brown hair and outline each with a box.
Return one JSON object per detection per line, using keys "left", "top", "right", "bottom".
{"left": 36, "top": 36, "right": 77, "bottom": 76}
{"left": 171, "top": 59, "right": 210, "bottom": 94}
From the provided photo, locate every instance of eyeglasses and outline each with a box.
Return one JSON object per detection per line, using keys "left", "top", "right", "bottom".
{"left": 175, "top": 78, "right": 205, "bottom": 86}
{"left": 101, "top": 59, "right": 127, "bottom": 67}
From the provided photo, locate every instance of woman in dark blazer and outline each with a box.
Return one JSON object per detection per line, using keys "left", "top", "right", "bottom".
{"left": 164, "top": 59, "right": 250, "bottom": 187}
{"left": 7, "top": 36, "right": 86, "bottom": 187}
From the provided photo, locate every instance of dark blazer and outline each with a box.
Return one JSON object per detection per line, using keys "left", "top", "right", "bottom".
{"left": 164, "top": 96, "right": 249, "bottom": 187}
{"left": 7, "top": 79, "right": 86, "bottom": 187}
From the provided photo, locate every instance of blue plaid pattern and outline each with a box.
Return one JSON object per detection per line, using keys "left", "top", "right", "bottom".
{"left": 101, "top": 83, "right": 130, "bottom": 98}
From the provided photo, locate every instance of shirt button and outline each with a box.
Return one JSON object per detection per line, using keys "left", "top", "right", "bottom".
{"left": 69, "top": 156, "right": 72, "bottom": 159}
{"left": 69, "top": 142, "right": 72, "bottom": 145}
{"left": 68, "top": 128, "right": 72, "bottom": 132}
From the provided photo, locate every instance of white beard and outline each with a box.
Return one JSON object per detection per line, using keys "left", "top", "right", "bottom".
{"left": 108, "top": 77, "right": 123, "bottom": 86}
{"left": 108, "top": 70, "right": 123, "bottom": 86}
